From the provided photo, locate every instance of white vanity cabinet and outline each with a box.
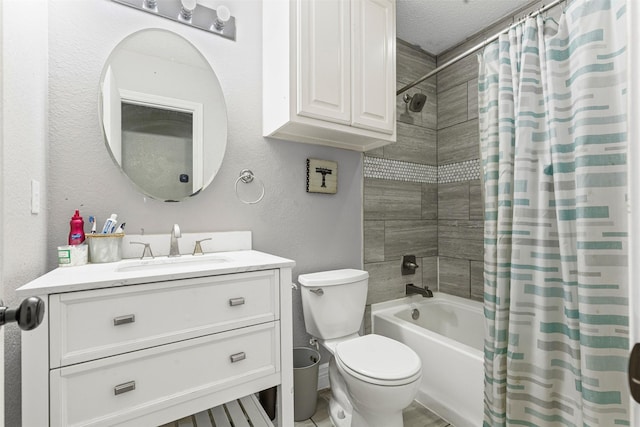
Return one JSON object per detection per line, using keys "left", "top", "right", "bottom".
{"left": 263, "top": 0, "right": 396, "bottom": 151}
{"left": 18, "top": 249, "right": 295, "bottom": 427}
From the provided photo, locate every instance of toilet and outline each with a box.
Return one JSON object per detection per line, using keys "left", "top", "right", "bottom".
{"left": 298, "top": 269, "right": 422, "bottom": 427}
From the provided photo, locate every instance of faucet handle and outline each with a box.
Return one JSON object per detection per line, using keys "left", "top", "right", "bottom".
{"left": 192, "top": 238, "right": 212, "bottom": 256}
{"left": 130, "top": 242, "right": 154, "bottom": 259}
{"left": 401, "top": 255, "right": 419, "bottom": 275}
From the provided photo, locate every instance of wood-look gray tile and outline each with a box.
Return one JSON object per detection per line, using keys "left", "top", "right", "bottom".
{"left": 471, "top": 261, "right": 484, "bottom": 302}
{"left": 437, "top": 82, "right": 468, "bottom": 129}
{"left": 469, "top": 179, "right": 484, "bottom": 220}
{"left": 421, "top": 256, "right": 438, "bottom": 289}
{"left": 437, "top": 53, "right": 478, "bottom": 94}
{"left": 365, "top": 260, "right": 419, "bottom": 305}
{"left": 438, "top": 220, "right": 484, "bottom": 261}
{"left": 422, "top": 183, "right": 438, "bottom": 220}
{"left": 363, "top": 305, "right": 372, "bottom": 335}
{"left": 385, "top": 220, "right": 438, "bottom": 259}
{"left": 306, "top": 386, "right": 450, "bottom": 427}
{"left": 364, "top": 221, "right": 385, "bottom": 263}
{"left": 418, "top": 81, "right": 438, "bottom": 130}
{"left": 384, "top": 122, "right": 436, "bottom": 165}
{"left": 364, "top": 178, "right": 422, "bottom": 220}
{"left": 294, "top": 418, "right": 316, "bottom": 427}
{"left": 438, "top": 182, "right": 469, "bottom": 220}
{"left": 403, "top": 403, "right": 451, "bottom": 427}
{"left": 468, "top": 78, "right": 479, "bottom": 120}
{"left": 397, "top": 40, "right": 436, "bottom": 86}
{"left": 437, "top": 119, "right": 480, "bottom": 165}
{"left": 439, "top": 257, "right": 471, "bottom": 298}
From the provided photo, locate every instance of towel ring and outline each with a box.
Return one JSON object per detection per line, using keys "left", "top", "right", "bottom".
{"left": 235, "top": 169, "right": 265, "bottom": 204}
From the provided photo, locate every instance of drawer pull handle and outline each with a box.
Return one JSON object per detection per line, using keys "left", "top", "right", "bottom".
{"left": 114, "top": 381, "right": 136, "bottom": 396}
{"left": 113, "top": 314, "right": 135, "bottom": 326}
{"left": 229, "top": 297, "right": 245, "bottom": 306}
{"left": 230, "top": 352, "right": 246, "bottom": 363}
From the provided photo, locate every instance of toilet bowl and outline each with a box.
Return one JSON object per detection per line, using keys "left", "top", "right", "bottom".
{"left": 298, "top": 269, "right": 422, "bottom": 427}
{"left": 332, "top": 334, "right": 422, "bottom": 427}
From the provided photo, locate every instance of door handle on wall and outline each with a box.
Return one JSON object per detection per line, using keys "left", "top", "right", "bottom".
{"left": 0, "top": 297, "right": 45, "bottom": 331}
{"left": 630, "top": 343, "right": 640, "bottom": 403}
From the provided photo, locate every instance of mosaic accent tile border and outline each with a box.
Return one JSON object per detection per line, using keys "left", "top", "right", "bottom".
{"left": 364, "top": 156, "right": 481, "bottom": 184}
{"left": 438, "top": 159, "right": 480, "bottom": 183}
{"left": 364, "top": 156, "right": 437, "bottom": 183}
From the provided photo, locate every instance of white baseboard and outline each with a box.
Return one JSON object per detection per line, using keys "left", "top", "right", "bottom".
{"left": 317, "top": 362, "right": 329, "bottom": 390}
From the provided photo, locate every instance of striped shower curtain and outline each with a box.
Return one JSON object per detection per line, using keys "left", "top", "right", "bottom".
{"left": 479, "top": 0, "right": 629, "bottom": 426}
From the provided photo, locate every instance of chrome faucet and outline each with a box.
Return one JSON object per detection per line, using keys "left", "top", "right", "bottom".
{"left": 169, "top": 224, "right": 181, "bottom": 257}
{"left": 406, "top": 283, "right": 433, "bottom": 298}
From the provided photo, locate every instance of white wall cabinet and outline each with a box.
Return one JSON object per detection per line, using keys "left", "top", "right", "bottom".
{"left": 264, "top": 0, "right": 396, "bottom": 151}
{"left": 18, "top": 249, "right": 295, "bottom": 427}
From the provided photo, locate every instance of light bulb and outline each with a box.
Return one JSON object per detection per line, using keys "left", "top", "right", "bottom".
{"left": 180, "top": 0, "right": 197, "bottom": 20}
{"left": 213, "top": 5, "right": 231, "bottom": 30}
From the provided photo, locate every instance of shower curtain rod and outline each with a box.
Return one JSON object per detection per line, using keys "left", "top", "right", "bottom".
{"left": 396, "top": 0, "right": 565, "bottom": 96}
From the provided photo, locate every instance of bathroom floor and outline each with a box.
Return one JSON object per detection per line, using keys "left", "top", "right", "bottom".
{"left": 295, "top": 389, "right": 452, "bottom": 427}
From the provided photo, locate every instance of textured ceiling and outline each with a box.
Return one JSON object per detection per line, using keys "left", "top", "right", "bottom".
{"left": 397, "top": 0, "right": 538, "bottom": 55}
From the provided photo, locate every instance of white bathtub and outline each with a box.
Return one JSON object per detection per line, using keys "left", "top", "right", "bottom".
{"left": 371, "top": 293, "right": 484, "bottom": 427}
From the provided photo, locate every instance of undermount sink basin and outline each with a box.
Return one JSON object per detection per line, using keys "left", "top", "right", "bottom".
{"left": 117, "top": 253, "right": 231, "bottom": 272}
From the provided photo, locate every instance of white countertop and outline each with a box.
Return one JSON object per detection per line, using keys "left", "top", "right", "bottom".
{"left": 16, "top": 250, "right": 295, "bottom": 297}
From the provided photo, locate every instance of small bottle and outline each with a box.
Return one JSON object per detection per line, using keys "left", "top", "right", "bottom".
{"left": 68, "top": 210, "right": 85, "bottom": 245}
{"left": 102, "top": 214, "right": 118, "bottom": 234}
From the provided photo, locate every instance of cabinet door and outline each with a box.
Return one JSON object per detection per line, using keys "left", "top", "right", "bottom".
{"left": 351, "top": 0, "right": 395, "bottom": 133}
{"left": 298, "top": 0, "right": 351, "bottom": 124}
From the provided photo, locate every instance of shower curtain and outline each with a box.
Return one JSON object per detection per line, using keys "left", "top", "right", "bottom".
{"left": 479, "top": 0, "right": 629, "bottom": 426}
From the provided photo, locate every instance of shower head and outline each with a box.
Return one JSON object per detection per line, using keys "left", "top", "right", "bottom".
{"left": 403, "top": 93, "right": 427, "bottom": 112}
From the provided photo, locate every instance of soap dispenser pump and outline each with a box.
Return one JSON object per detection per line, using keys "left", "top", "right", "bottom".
{"left": 68, "top": 210, "right": 85, "bottom": 245}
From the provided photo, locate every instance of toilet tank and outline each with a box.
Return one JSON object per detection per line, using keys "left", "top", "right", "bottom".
{"left": 299, "top": 269, "right": 369, "bottom": 340}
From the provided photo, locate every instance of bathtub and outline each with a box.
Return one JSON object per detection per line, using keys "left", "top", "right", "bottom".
{"left": 371, "top": 293, "right": 484, "bottom": 427}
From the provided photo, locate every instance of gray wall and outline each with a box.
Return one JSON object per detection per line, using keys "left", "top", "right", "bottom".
{"left": 363, "top": 40, "right": 438, "bottom": 331}
{"left": 1, "top": 1, "right": 49, "bottom": 424}
{"left": 3, "top": 1, "right": 363, "bottom": 425}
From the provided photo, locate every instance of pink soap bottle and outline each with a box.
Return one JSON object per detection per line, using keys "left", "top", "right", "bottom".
{"left": 68, "top": 210, "right": 85, "bottom": 245}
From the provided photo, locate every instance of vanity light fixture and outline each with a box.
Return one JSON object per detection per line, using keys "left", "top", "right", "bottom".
{"left": 179, "top": 0, "right": 196, "bottom": 21}
{"left": 212, "top": 5, "right": 230, "bottom": 31}
{"left": 142, "top": 0, "right": 157, "bottom": 11}
{"left": 111, "top": 0, "right": 237, "bottom": 41}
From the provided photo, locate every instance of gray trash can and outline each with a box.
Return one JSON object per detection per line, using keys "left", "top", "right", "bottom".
{"left": 293, "top": 347, "right": 321, "bottom": 421}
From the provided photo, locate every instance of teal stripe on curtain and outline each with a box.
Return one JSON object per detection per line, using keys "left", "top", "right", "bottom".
{"left": 479, "top": 0, "right": 629, "bottom": 425}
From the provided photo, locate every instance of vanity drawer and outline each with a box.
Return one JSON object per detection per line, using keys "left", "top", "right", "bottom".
{"left": 49, "top": 270, "right": 279, "bottom": 367}
{"left": 50, "top": 321, "right": 279, "bottom": 427}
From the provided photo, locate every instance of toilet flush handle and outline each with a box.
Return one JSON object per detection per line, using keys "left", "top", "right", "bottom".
{"left": 309, "top": 288, "right": 324, "bottom": 296}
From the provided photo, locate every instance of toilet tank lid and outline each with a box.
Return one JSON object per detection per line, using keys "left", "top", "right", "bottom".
{"left": 298, "top": 269, "right": 369, "bottom": 287}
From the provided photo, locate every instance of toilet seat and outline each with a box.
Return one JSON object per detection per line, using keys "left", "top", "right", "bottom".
{"left": 335, "top": 334, "right": 422, "bottom": 386}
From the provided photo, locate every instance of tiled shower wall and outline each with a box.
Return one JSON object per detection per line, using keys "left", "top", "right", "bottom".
{"left": 363, "top": 38, "right": 484, "bottom": 311}
{"left": 363, "top": 3, "right": 549, "bottom": 316}
{"left": 435, "top": 41, "right": 484, "bottom": 301}
{"left": 363, "top": 40, "right": 439, "bottom": 322}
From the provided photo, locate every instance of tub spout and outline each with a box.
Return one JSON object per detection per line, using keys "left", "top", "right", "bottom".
{"left": 406, "top": 283, "right": 433, "bottom": 298}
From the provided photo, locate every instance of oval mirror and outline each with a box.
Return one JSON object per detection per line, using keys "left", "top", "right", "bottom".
{"left": 99, "top": 29, "right": 227, "bottom": 202}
